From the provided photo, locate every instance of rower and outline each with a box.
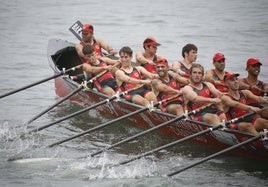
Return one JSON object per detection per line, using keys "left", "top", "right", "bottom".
{"left": 82, "top": 45, "right": 119, "bottom": 96}
{"left": 204, "top": 52, "right": 230, "bottom": 93}
{"left": 172, "top": 43, "right": 198, "bottom": 79}
{"left": 239, "top": 58, "right": 268, "bottom": 119}
{"left": 115, "top": 46, "right": 157, "bottom": 107}
{"left": 221, "top": 72, "right": 268, "bottom": 134}
{"left": 151, "top": 57, "right": 188, "bottom": 116}
{"left": 75, "top": 23, "right": 119, "bottom": 65}
{"left": 135, "top": 37, "right": 161, "bottom": 74}
{"left": 181, "top": 63, "right": 227, "bottom": 125}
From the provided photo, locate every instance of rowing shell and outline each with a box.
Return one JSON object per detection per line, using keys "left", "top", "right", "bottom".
{"left": 47, "top": 38, "right": 268, "bottom": 160}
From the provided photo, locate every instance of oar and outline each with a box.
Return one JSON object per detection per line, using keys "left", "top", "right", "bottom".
{"left": 69, "top": 20, "right": 114, "bottom": 58}
{"left": 115, "top": 111, "right": 258, "bottom": 166}
{"left": 69, "top": 20, "right": 83, "bottom": 41}
{"left": 25, "top": 69, "right": 109, "bottom": 125}
{"left": 0, "top": 64, "right": 83, "bottom": 99}
{"left": 166, "top": 131, "right": 267, "bottom": 177}
{"left": 25, "top": 86, "right": 142, "bottom": 135}
{"left": 47, "top": 95, "right": 180, "bottom": 148}
{"left": 91, "top": 104, "right": 212, "bottom": 157}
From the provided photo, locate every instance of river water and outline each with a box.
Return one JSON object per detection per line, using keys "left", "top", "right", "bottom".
{"left": 0, "top": 0, "right": 267, "bottom": 186}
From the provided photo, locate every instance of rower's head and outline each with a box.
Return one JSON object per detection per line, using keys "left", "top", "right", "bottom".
{"left": 143, "top": 37, "right": 161, "bottom": 51}
{"left": 81, "top": 23, "right": 94, "bottom": 41}
{"left": 189, "top": 63, "right": 204, "bottom": 83}
{"left": 224, "top": 72, "right": 240, "bottom": 90}
{"left": 246, "top": 58, "right": 262, "bottom": 76}
{"left": 82, "top": 45, "right": 95, "bottom": 63}
{"left": 82, "top": 23, "right": 94, "bottom": 35}
{"left": 213, "top": 52, "right": 225, "bottom": 71}
{"left": 182, "top": 44, "right": 198, "bottom": 62}
{"left": 119, "top": 46, "right": 133, "bottom": 63}
{"left": 155, "top": 57, "right": 169, "bottom": 77}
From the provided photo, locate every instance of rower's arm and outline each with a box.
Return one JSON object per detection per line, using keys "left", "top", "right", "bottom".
{"left": 135, "top": 52, "right": 154, "bottom": 66}
{"left": 151, "top": 79, "right": 181, "bottom": 96}
{"left": 97, "top": 38, "right": 117, "bottom": 55}
{"left": 221, "top": 95, "right": 260, "bottom": 112}
{"left": 136, "top": 66, "right": 158, "bottom": 79}
{"left": 242, "top": 90, "right": 268, "bottom": 104}
{"left": 182, "top": 86, "right": 219, "bottom": 104}
{"left": 115, "top": 70, "right": 145, "bottom": 85}
{"left": 75, "top": 44, "right": 84, "bottom": 58}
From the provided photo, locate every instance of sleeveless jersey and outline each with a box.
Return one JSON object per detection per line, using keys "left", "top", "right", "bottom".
{"left": 141, "top": 55, "right": 157, "bottom": 74}
{"left": 157, "top": 75, "right": 183, "bottom": 111}
{"left": 211, "top": 70, "right": 228, "bottom": 93}
{"left": 240, "top": 78, "right": 264, "bottom": 105}
{"left": 226, "top": 91, "right": 248, "bottom": 120}
{"left": 80, "top": 38, "right": 103, "bottom": 63}
{"left": 177, "top": 61, "right": 190, "bottom": 78}
{"left": 91, "top": 60, "right": 115, "bottom": 83}
{"left": 187, "top": 83, "right": 213, "bottom": 110}
{"left": 120, "top": 67, "right": 142, "bottom": 91}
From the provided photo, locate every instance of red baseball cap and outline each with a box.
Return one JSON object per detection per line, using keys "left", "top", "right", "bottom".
{"left": 213, "top": 53, "right": 225, "bottom": 62}
{"left": 82, "top": 24, "right": 94, "bottom": 34}
{"left": 224, "top": 72, "right": 240, "bottom": 82}
{"left": 246, "top": 58, "right": 262, "bottom": 68}
{"left": 143, "top": 37, "right": 161, "bottom": 47}
{"left": 155, "top": 57, "right": 168, "bottom": 66}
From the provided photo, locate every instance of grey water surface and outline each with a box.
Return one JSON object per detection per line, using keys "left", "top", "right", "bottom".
{"left": 0, "top": 0, "right": 267, "bottom": 186}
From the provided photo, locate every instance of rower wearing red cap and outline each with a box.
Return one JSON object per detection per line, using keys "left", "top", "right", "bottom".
{"left": 151, "top": 57, "right": 189, "bottom": 116}
{"left": 204, "top": 52, "right": 230, "bottom": 93}
{"left": 221, "top": 72, "right": 268, "bottom": 135}
{"left": 135, "top": 37, "right": 161, "bottom": 74}
{"left": 238, "top": 57, "right": 268, "bottom": 119}
{"left": 75, "top": 23, "right": 118, "bottom": 64}
{"left": 239, "top": 58, "right": 268, "bottom": 100}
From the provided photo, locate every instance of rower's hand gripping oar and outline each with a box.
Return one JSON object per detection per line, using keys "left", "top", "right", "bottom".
{"left": 166, "top": 129, "right": 268, "bottom": 177}
{"left": 25, "top": 85, "right": 142, "bottom": 135}
{"left": 114, "top": 109, "right": 261, "bottom": 166}
{"left": 47, "top": 94, "right": 181, "bottom": 148}
{"left": 91, "top": 104, "right": 213, "bottom": 158}
{"left": 24, "top": 68, "right": 109, "bottom": 125}
{"left": 0, "top": 64, "right": 83, "bottom": 99}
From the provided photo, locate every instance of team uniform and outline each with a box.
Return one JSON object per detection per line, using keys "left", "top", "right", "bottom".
{"left": 140, "top": 55, "right": 158, "bottom": 74}
{"left": 88, "top": 59, "right": 118, "bottom": 92}
{"left": 156, "top": 75, "right": 183, "bottom": 112}
{"left": 79, "top": 39, "right": 103, "bottom": 63}
{"left": 186, "top": 82, "right": 224, "bottom": 121}
{"left": 119, "top": 67, "right": 151, "bottom": 102}
{"left": 240, "top": 78, "right": 265, "bottom": 107}
{"left": 211, "top": 70, "right": 229, "bottom": 93}
{"left": 225, "top": 91, "right": 257, "bottom": 129}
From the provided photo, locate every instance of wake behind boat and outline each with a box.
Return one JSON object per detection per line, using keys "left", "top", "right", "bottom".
{"left": 47, "top": 38, "right": 268, "bottom": 162}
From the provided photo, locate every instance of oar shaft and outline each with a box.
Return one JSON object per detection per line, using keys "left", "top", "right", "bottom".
{"left": 0, "top": 73, "right": 61, "bottom": 99}
{"left": 25, "top": 86, "right": 83, "bottom": 125}
{"left": 48, "top": 106, "right": 150, "bottom": 147}
{"left": 28, "top": 97, "right": 114, "bottom": 133}
{"left": 167, "top": 135, "right": 261, "bottom": 177}
{"left": 91, "top": 104, "right": 211, "bottom": 157}
{"left": 91, "top": 114, "right": 186, "bottom": 157}
{"left": 0, "top": 64, "right": 82, "bottom": 99}
{"left": 118, "top": 125, "right": 222, "bottom": 166}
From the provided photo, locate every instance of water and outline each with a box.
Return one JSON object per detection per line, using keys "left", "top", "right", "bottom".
{"left": 0, "top": 0, "right": 268, "bottom": 186}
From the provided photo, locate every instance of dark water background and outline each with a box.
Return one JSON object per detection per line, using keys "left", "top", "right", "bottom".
{"left": 0, "top": 0, "right": 268, "bottom": 186}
